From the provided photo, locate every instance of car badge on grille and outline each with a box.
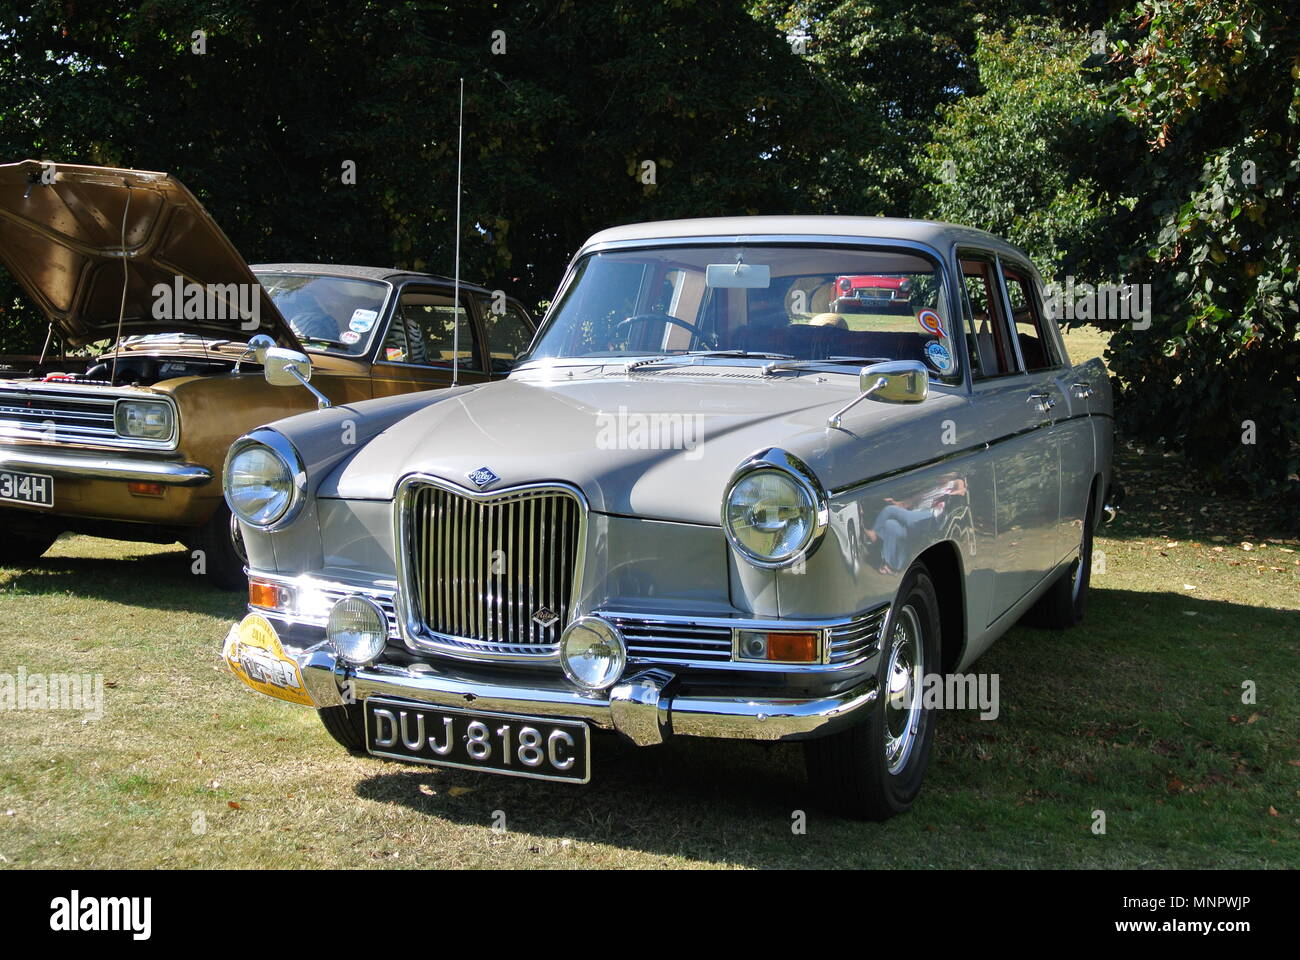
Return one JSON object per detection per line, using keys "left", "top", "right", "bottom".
{"left": 467, "top": 466, "right": 500, "bottom": 489}
{"left": 532, "top": 608, "right": 560, "bottom": 629}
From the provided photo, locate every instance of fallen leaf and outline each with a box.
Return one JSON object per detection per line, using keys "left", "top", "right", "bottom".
{"left": 227, "top": 801, "right": 241, "bottom": 810}
{"left": 448, "top": 786, "right": 474, "bottom": 797}
{"left": 1267, "top": 806, "right": 1279, "bottom": 817}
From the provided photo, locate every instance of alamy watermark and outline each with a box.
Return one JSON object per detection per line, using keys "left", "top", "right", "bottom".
{"left": 893, "top": 672, "right": 1000, "bottom": 720}
{"left": 151, "top": 276, "right": 261, "bottom": 330}
{"left": 595, "top": 406, "right": 705, "bottom": 460}
{"left": 0, "top": 666, "right": 104, "bottom": 720}
{"left": 1043, "top": 276, "right": 1151, "bottom": 330}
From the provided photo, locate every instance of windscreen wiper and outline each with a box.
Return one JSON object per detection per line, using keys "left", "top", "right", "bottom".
{"left": 763, "top": 355, "right": 892, "bottom": 375}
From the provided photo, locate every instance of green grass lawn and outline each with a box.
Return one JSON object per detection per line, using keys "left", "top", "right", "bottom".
{"left": 1, "top": 441, "right": 1296, "bottom": 869}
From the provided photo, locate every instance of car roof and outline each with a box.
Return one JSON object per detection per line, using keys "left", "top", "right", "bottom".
{"left": 251, "top": 263, "right": 494, "bottom": 294}
{"left": 580, "top": 216, "right": 1031, "bottom": 262}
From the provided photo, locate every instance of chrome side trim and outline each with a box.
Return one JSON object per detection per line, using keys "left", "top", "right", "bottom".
{"left": 0, "top": 447, "right": 211, "bottom": 486}
{"left": 392, "top": 474, "right": 589, "bottom": 664}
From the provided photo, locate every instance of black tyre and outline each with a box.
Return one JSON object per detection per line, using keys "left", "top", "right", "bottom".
{"left": 804, "top": 564, "right": 942, "bottom": 820}
{"left": 197, "top": 502, "right": 248, "bottom": 591}
{"left": 1024, "top": 487, "right": 1096, "bottom": 629}
{"left": 318, "top": 703, "right": 366, "bottom": 753}
{"left": 0, "top": 529, "right": 59, "bottom": 564}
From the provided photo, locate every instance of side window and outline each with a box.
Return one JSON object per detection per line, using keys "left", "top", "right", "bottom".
{"left": 383, "top": 290, "right": 479, "bottom": 370}
{"left": 960, "top": 255, "right": 1017, "bottom": 379}
{"left": 479, "top": 299, "right": 534, "bottom": 372}
{"left": 1002, "top": 267, "right": 1059, "bottom": 371}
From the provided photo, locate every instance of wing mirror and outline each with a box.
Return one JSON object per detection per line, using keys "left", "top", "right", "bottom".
{"left": 828, "top": 360, "right": 929, "bottom": 429}
{"left": 262, "top": 346, "right": 331, "bottom": 409}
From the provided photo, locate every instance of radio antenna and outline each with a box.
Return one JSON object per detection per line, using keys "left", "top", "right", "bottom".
{"left": 451, "top": 77, "right": 464, "bottom": 388}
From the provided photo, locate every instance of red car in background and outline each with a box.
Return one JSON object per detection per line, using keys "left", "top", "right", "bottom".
{"left": 833, "top": 274, "right": 913, "bottom": 313}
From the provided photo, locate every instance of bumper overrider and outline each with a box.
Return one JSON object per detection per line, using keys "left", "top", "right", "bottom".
{"left": 222, "top": 608, "right": 882, "bottom": 750}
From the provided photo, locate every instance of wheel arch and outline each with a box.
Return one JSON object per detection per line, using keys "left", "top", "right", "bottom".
{"left": 914, "top": 540, "right": 965, "bottom": 676}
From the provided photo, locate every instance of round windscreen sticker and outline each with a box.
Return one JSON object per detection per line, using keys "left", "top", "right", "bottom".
{"left": 340, "top": 330, "right": 362, "bottom": 345}
{"left": 925, "top": 339, "right": 955, "bottom": 374}
{"left": 349, "top": 309, "right": 379, "bottom": 333}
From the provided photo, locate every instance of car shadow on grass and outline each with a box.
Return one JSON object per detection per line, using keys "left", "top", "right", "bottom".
{"left": 6, "top": 539, "right": 245, "bottom": 618}
{"left": 352, "top": 734, "right": 843, "bottom": 866}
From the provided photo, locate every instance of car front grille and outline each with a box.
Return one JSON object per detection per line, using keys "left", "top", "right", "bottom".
{"left": 403, "top": 482, "right": 583, "bottom": 658}
{"left": 0, "top": 388, "right": 118, "bottom": 445}
{"left": 828, "top": 605, "right": 890, "bottom": 663}
{"left": 0, "top": 387, "right": 174, "bottom": 449}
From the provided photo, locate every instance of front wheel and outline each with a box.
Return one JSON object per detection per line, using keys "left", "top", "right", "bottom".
{"left": 804, "top": 564, "right": 941, "bottom": 820}
{"left": 318, "top": 703, "right": 366, "bottom": 753}
{"left": 197, "top": 502, "right": 248, "bottom": 591}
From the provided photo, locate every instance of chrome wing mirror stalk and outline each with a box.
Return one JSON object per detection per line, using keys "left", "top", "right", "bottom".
{"left": 828, "top": 360, "right": 928, "bottom": 429}
{"left": 263, "top": 346, "right": 332, "bottom": 409}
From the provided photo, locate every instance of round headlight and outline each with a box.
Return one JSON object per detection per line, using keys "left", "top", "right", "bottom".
{"left": 326, "top": 595, "right": 388, "bottom": 666}
{"left": 559, "top": 617, "right": 626, "bottom": 691}
{"left": 225, "top": 435, "right": 299, "bottom": 527}
{"left": 723, "top": 464, "right": 824, "bottom": 566}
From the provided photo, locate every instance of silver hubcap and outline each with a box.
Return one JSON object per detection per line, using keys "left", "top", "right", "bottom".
{"left": 884, "top": 604, "right": 924, "bottom": 775}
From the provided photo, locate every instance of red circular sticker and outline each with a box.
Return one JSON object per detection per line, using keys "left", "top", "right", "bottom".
{"left": 917, "top": 309, "right": 946, "bottom": 338}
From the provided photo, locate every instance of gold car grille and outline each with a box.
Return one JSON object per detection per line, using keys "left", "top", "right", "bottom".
{"left": 0, "top": 388, "right": 118, "bottom": 445}
{"left": 405, "top": 483, "right": 582, "bottom": 657}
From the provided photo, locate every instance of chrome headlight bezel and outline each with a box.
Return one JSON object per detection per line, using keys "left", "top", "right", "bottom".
{"left": 721, "top": 448, "right": 829, "bottom": 569}
{"left": 113, "top": 398, "right": 176, "bottom": 443}
{"left": 223, "top": 429, "right": 307, "bottom": 530}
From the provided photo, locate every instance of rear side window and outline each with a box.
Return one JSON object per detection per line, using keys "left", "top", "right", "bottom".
{"left": 383, "top": 290, "right": 480, "bottom": 370}
{"left": 480, "top": 299, "right": 534, "bottom": 372}
{"left": 1002, "top": 267, "right": 1059, "bottom": 371}
{"left": 960, "top": 256, "right": 1016, "bottom": 379}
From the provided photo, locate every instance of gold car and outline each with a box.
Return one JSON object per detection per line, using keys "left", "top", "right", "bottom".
{"left": 0, "top": 161, "right": 534, "bottom": 588}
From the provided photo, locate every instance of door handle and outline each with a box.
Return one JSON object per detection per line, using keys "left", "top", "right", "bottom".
{"left": 1071, "top": 382, "right": 1095, "bottom": 399}
{"left": 1027, "top": 393, "right": 1055, "bottom": 413}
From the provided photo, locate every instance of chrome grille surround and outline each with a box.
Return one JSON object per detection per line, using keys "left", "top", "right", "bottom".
{"left": 0, "top": 386, "right": 178, "bottom": 450}
{"left": 603, "top": 603, "right": 890, "bottom": 671}
{"left": 393, "top": 474, "right": 588, "bottom": 663}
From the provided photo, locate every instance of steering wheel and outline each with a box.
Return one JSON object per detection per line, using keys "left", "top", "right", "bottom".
{"left": 614, "top": 313, "right": 716, "bottom": 349}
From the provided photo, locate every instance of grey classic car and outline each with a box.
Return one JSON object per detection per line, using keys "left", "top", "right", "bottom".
{"left": 220, "top": 216, "right": 1114, "bottom": 819}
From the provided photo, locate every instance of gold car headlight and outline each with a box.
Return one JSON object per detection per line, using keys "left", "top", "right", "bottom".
{"left": 113, "top": 399, "right": 174, "bottom": 441}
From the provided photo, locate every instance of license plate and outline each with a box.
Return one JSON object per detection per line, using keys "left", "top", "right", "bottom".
{"left": 364, "top": 698, "right": 590, "bottom": 784}
{"left": 0, "top": 469, "right": 53, "bottom": 507}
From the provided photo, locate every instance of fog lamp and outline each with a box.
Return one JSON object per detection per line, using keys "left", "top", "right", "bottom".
{"left": 559, "top": 617, "right": 626, "bottom": 691}
{"left": 326, "top": 595, "right": 388, "bottom": 666}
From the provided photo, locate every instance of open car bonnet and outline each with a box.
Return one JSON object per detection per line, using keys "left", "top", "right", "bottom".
{"left": 0, "top": 160, "right": 300, "bottom": 348}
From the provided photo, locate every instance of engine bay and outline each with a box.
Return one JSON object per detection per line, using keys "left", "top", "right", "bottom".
{"left": 0, "top": 352, "right": 240, "bottom": 387}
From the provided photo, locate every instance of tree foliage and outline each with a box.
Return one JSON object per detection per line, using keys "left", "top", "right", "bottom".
{"left": 1103, "top": 0, "right": 1299, "bottom": 495}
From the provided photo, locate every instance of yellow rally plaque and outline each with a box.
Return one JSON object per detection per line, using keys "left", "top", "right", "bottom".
{"left": 223, "top": 613, "right": 314, "bottom": 706}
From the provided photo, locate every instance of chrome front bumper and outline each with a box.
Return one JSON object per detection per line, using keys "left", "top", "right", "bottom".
{"left": 0, "top": 446, "right": 212, "bottom": 486}
{"left": 276, "top": 636, "right": 878, "bottom": 747}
